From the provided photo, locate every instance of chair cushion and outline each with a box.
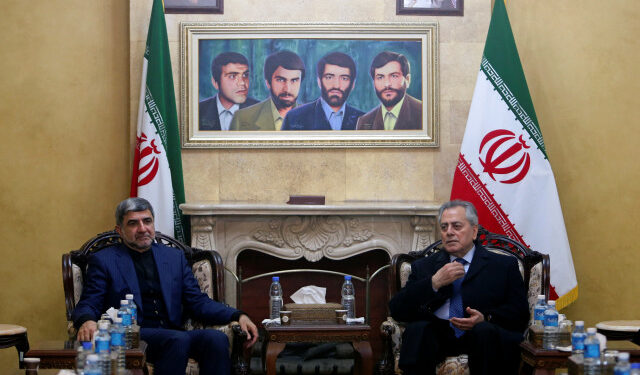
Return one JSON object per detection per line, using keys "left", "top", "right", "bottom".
{"left": 436, "top": 355, "right": 470, "bottom": 375}
{"left": 72, "top": 263, "right": 83, "bottom": 306}
{"left": 192, "top": 259, "right": 214, "bottom": 299}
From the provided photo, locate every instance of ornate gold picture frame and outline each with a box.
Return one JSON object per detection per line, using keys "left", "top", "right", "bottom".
{"left": 180, "top": 22, "right": 439, "bottom": 148}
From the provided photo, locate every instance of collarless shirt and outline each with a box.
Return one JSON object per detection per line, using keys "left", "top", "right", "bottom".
{"left": 127, "top": 247, "right": 173, "bottom": 329}
{"left": 216, "top": 96, "right": 240, "bottom": 131}
{"left": 380, "top": 95, "right": 406, "bottom": 131}
{"left": 433, "top": 246, "right": 475, "bottom": 320}
{"left": 320, "top": 98, "right": 346, "bottom": 131}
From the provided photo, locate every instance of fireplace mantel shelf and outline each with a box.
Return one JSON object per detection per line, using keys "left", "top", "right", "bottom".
{"left": 181, "top": 201, "right": 441, "bottom": 306}
{"left": 181, "top": 201, "right": 441, "bottom": 216}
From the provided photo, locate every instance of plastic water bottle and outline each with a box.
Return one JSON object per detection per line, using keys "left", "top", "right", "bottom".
{"left": 269, "top": 276, "right": 283, "bottom": 320}
{"left": 533, "top": 294, "right": 546, "bottom": 326}
{"left": 119, "top": 299, "right": 133, "bottom": 349}
{"left": 543, "top": 300, "right": 559, "bottom": 349}
{"left": 629, "top": 363, "right": 640, "bottom": 375}
{"left": 110, "top": 316, "right": 126, "bottom": 373}
{"left": 341, "top": 275, "right": 356, "bottom": 320}
{"left": 572, "top": 320, "right": 587, "bottom": 355}
{"left": 83, "top": 354, "right": 102, "bottom": 375}
{"left": 584, "top": 327, "right": 601, "bottom": 375}
{"left": 125, "top": 294, "right": 137, "bottom": 324}
{"left": 95, "top": 321, "right": 111, "bottom": 375}
{"left": 76, "top": 341, "right": 92, "bottom": 374}
{"left": 125, "top": 294, "right": 140, "bottom": 348}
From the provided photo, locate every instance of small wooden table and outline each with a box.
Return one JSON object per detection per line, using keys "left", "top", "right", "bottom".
{"left": 520, "top": 340, "right": 640, "bottom": 375}
{"left": 263, "top": 323, "right": 373, "bottom": 375}
{"left": 24, "top": 340, "right": 146, "bottom": 370}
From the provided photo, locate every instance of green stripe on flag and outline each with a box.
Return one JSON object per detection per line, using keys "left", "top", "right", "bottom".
{"left": 481, "top": 0, "right": 547, "bottom": 158}
{"left": 144, "top": 0, "right": 186, "bottom": 242}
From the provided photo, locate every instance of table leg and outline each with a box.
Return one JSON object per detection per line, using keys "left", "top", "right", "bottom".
{"left": 352, "top": 341, "right": 373, "bottom": 375}
{"left": 265, "top": 342, "right": 286, "bottom": 375}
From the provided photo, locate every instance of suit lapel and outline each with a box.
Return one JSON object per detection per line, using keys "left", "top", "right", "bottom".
{"left": 114, "top": 245, "right": 142, "bottom": 300}
{"left": 313, "top": 99, "right": 331, "bottom": 130}
{"left": 255, "top": 100, "right": 275, "bottom": 130}
{"left": 464, "top": 244, "right": 489, "bottom": 284}
{"left": 341, "top": 105, "right": 358, "bottom": 130}
{"left": 152, "top": 244, "right": 174, "bottom": 313}
{"left": 372, "top": 107, "right": 385, "bottom": 130}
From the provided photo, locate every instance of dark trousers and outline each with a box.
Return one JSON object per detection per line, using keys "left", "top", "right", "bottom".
{"left": 141, "top": 327, "right": 230, "bottom": 375}
{"left": 399, "top": 319, "right": 523, "bottom": 375}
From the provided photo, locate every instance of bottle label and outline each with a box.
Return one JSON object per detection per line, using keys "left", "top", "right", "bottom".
{"left": 95, "top": 338, "right": 110, "bottom": 353}
{"left": 572, "top": 334, "right": 585, "bottom": 350}
{"left": 534, "top": 306, "right": 545, "bottom": 322}
{"left": 111, "top": 332, "right": 124, "bottom": 346}
{"left": 614, "top": 369, "right": 630, "bottom": 375}
{"left": 544, "top": 314, "right": 558, "bottom": 327}
{"left": 584, "top": 342, "right": 600, "bottom": 358}
{"left": 121, "top": 313, "right": 132, "bottom": 326}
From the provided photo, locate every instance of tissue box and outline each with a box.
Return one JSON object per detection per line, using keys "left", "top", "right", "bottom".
{"left": 284, "top": 303, "right": 343, "bottom": 322}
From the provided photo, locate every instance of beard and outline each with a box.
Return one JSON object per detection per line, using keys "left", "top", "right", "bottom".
{"left": 270, "top": 90, "right": 297, "bottom": 110}
{"left": 375, "top": 85, "right": 407, "bottom": 108}
{"left": 321, "top": 85, "right": 352, "bottom": 108}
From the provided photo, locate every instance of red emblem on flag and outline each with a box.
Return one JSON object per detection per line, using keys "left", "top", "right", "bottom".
{"left": 478, "top": 129, "right": 531, "bottom": 184}
{"left": 135, "top": 132, "right": 161, "bottom": 186}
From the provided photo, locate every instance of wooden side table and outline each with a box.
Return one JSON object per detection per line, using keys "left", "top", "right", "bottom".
{"left": 596, "top": 320, "right": 640, "bottom": 340}
{"left": 521, "top": 339, "right": 640, "bottom": 375}
{"left": 24, "top": 340, "right": 147, "bottom": 369}
{"left": 0, "top": 324, "right": 29, "bottom": 365}
{"left": 263, "top": 323, "right": 372, "bottom": 375}
{"left": 519, "top": 341, "right": 571, "bottom": 375}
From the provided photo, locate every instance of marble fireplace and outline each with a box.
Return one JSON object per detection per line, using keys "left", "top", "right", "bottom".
{"left": 181, "top": 201, "right": 441, "bottom": 307}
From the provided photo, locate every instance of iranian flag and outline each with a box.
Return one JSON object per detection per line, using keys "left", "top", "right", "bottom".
{"left": 130, "top": 0, "right": 186, "bottom": 242}
{"left": 451, "top": 0, "right": 577, "bottom": 309}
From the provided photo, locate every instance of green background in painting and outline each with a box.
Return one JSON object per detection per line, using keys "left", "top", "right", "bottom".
{"left": 198, "top": 38, "right": 423, "bottom": 113}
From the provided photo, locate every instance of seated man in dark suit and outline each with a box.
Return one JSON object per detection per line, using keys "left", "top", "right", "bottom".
{"left": 73, "top": 197, "right": 258, "bottom": 375}
{"left": 281, "top": 52, "right": 364, "bottom": 130}
{"left": 389, "top": 200, "right": 529, "bottom": 375}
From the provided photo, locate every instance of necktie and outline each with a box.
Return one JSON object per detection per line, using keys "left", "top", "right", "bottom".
{"left": 383, "top": 112, "right": 396, "bottom": 131}
{"left": 449, "top": 257, "right": 467, "bottom": 337}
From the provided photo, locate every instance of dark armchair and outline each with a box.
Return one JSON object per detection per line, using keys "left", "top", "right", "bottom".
{"left": 376, "top": 226, "right": 550, "bottom": 375}
{"left": 62, "top": 230, "right": 248, "bottom": 375}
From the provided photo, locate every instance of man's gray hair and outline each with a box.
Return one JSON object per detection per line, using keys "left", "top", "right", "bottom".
{"left": 438, "top": 200, "right": 479, "bottom": 226}
{"left": 115, "top": 197, "right": 155, "bottom": 226}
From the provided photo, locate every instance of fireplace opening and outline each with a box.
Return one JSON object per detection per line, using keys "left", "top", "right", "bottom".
{"left": 236, "top": 248, "right": 390, "bottom": 373}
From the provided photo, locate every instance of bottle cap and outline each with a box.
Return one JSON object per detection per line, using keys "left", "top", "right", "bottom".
{"left": 587, "top": 327, "right": 596, "bottom": 334}
{"left": 576, "top": 320, "right": 584, "bottom": 326}
{"left": 98, "top": 322, "right": 109, "bottom": 330}
{"left": 538, "top": 294, "right": 545, "bottom": 299}
{"left": 344, "top": 275, "right": 351, "bottom": 280}
{"left": 548, "top": 300, "right": 556, "bottom": 306}
{"left": 121, "top": 299, "right": 129, "bottom": 305}
{"left": 272, "top": 276, "right": 279, "bottom": 281}
{"left": 126, "top": 294, "right": 134, "bottom": 299}
{"left": 114, "top": 317, "right": 122, "bottom": 323}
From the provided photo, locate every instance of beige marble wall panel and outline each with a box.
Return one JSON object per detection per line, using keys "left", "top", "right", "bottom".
{"left": 217, "top": 149, "right": 348, "bottom": 202}
{"left": 183, "top": 149, "right": 221, "bottom": 202}
{"left": 345, "top": 149, "right": 434, "bottom": 201}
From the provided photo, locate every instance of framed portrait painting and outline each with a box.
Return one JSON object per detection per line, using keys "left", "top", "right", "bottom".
{"left": 397, "top": 0, "right": 463, "bottom": 16}
{"left": 180, "top": 22, "right": 439, "bottom": 148}
{"left": 164, "top": 0, "right": 222, "bottom": 14}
